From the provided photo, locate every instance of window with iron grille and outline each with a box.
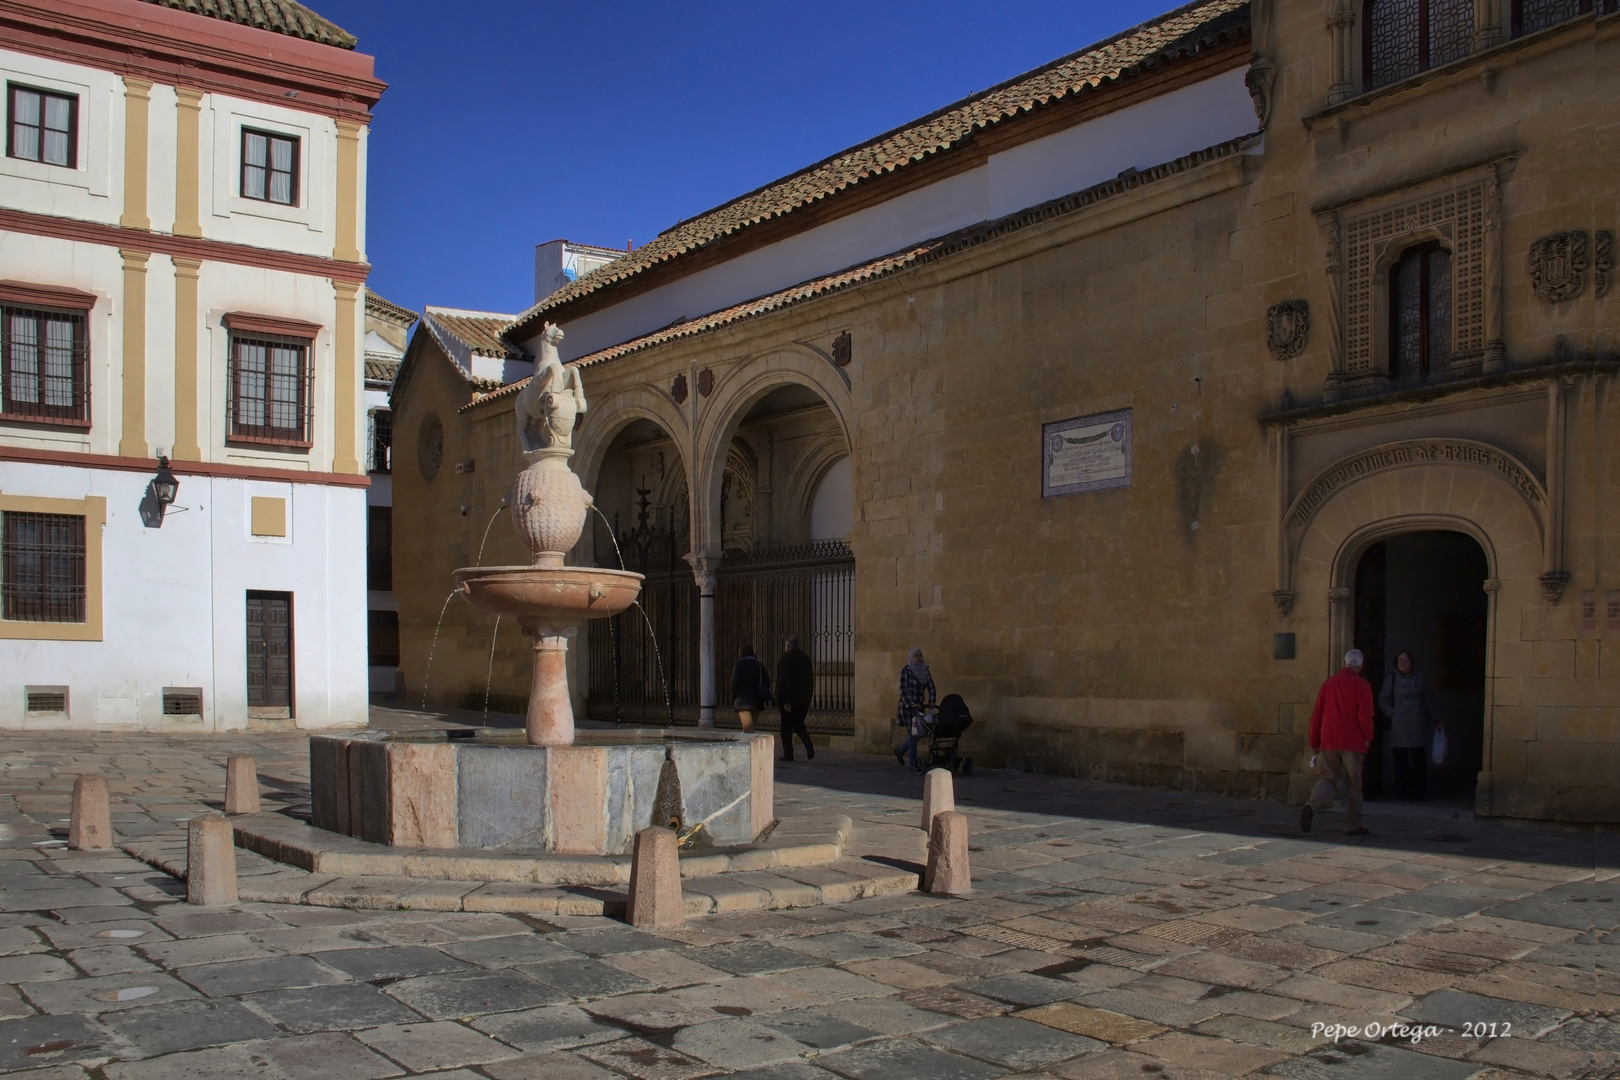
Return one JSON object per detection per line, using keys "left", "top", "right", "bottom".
{"left": 162, "top": 688, "right": 203, "bottom": 716}
{"left": 368, "top": 408, "right": 392, "bottom": 473}
{"left": 241, "top": 128, "right": 298, "bottom": 206}
{"left": 2, "top": 512, "right": 86, "bottom": 623}
{"left": 7, "top": 84, "right": 77, "bottom": 168}
{"left": 25, "top": 687, "right": 68, "bottom": 713}
{"left": 1364, "top": 0, "right": 1474, "bottom": 90}
{"left": 1390, "top": 241, "right": 1453, "bottom": 379}
{"left": 1513, "top": 0, "right": 1594, "bottom": 35}
{"left": 2, "top": 305, "right": 89, "bottom": 425}
{"left": 228, "top": 332, "right": 312, "bottom": 445}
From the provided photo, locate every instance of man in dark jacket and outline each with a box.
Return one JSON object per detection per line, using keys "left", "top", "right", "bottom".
{"left": 1302, "top": 648, "right": 1376, "bottom": 836}
{"left": 775, "top": 636, "right": 815, "bottom": 761}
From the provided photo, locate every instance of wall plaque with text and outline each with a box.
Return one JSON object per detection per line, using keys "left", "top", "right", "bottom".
{"left": 1042, "top": 409, "right": 1131, "bottom": 497}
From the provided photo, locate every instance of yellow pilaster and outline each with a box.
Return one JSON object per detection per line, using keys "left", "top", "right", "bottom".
{"left": 333, "top": 280, "right": 361, "bottom": 474}
{"left": 120, "top": 78, "right": 152, "bottom": 231}
{"left": 334, "top": 120, "right": 363, "bottom": 263}
{"left": 118, "top": 249, "right": 150, "bottom": 459}
{"left": 172, "top": 257, "right": 202, "bottom": 461}
{"left": 173, "top": 88, "right": 204, "bottom": 239}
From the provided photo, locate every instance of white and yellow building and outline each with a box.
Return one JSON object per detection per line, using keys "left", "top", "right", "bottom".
{"left": 0, "top": 0, "right": 384, "bottom": 730}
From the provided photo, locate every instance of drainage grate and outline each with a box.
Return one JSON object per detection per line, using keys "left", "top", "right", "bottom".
{"left": 957, "top": 923, "right": 1069, "bottom": 952}
{"left": 162, "top": 689, "right": 203, "bottom": 716}
{"left": 25, "top": 690, "right": 66, "bottom": 713}
{"left": 1140, "top": 919, "right": 1250, "bottom": 946}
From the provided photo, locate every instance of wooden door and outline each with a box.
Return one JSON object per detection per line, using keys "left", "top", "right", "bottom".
{"left": 246, "top": 591, "right": 293, "bottom": 713}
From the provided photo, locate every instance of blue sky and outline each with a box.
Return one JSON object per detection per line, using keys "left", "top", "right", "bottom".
{"left": 317, "top": 1, "right": 1170, "bottom": 316}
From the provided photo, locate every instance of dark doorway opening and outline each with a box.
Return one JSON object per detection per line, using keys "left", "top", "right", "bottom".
{"left": 1354, "top": 531, "right": 1488, "bottom": 803}
{"left": 247, "top": 590, "right": 294, "bottom": 719}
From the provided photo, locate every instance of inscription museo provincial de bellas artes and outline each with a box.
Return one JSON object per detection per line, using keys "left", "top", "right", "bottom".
{"left": 1290, "top": 440, "right": 1543, "bottom": 527}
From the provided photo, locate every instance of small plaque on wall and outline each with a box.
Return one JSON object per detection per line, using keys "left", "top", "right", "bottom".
{"left": 1042, "top": 409, "right": 1132, "bottom": 497}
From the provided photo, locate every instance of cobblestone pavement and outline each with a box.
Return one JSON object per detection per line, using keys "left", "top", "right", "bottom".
{"left": 1, "top": 724, "right": 1617, "bottom": 1080}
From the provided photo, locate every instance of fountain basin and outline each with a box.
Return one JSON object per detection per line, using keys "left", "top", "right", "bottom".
{"left": 309, "top": 729, "right": 773, "bottom": 855}
{"left": 452, "top": 565, "right": 643, "bottom": 629}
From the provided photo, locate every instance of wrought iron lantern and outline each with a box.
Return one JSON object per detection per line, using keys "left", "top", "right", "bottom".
{"left": 152, "top": 455, "right": 180, "bottom": 506}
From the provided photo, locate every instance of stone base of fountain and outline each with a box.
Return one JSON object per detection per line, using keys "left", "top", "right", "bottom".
{"left": 309, "top": 728, "right": 772, "bottom": 856}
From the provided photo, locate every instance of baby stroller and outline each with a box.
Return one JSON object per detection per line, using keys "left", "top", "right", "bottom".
{"left": 910, "top": 694, "right": 973, "bottom": 775}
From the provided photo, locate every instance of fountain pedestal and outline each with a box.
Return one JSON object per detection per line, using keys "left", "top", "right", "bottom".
{"left": 453, "top": 445, "right": 641, "bottom": 747}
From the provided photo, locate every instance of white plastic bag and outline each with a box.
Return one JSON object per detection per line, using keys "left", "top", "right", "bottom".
{"left": 1431, "top": 728, "right": 1448, "bottom": 766}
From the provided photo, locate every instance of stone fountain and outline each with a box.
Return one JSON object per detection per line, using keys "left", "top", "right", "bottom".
{"left": 304, "top": 325, "right": 773, "bottom": 855}
{"left": 454, "top": 321, "right": 641, "bottom": 747}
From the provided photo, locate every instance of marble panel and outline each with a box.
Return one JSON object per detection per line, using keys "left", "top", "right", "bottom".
{"left": 458, "top": 744, "right": 549, "bottom": 850}
{"left": 309, "top": 737, "right": 340, "bottom": 833}
{"left": 548, "top": 747, "right": 608, "bottom": 854}
{"left": 351, "top": 738, "right": 392, "bottom": 845}
{"left": 387, "top": 742, "right": 458, "bottom": 848}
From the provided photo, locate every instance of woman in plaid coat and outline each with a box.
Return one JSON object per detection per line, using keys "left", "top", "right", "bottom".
{"left": 893, "top": 647, "right": 936, "bottom": 769}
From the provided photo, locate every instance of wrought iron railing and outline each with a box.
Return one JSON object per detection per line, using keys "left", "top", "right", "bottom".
{"left": 586, "top": 509, "right": 855, "bottom": 733}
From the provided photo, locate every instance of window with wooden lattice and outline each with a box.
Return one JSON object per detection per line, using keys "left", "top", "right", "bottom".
{"left": 1363, "top": 0, "right": 1473, "bottom": 90}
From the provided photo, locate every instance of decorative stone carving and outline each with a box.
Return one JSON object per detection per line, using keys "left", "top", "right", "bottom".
{"left": 1327, "top": 587, "right": 1351, "bottom": 604}
{"left": 1266, "top": 299, "right": 1309, "bottom": 360}
{"left": 1245, "top": 64, "right": 1276, "bottom": 131}
{"left": 1539, "top": 571, "right": 1570, "bottom": 606}
{"left": 670, "top": 373, "right": 688, "bottom": 404}
{"left": 1597, "top": 230, "right": 1613, "bottom": 299}
{"left": 697, "top": 368, "right": 714, "bottom": 397}
{"left": 1339, "top": 177, "right": 1489, "bottom": 374}
{"left": 1482, "top": 578, "right": 1502, "bottom": 595}
{"left": 1271, "top": 590, "right": 1296, "bottom": 617}
{"left": 1529, "top": 231, "right": 1588, "bottom": 302}
{"left": 515, "top": 323, "right": 586, "bottom": 453}
{"left": 831, "top": 331, "right": 852, "bottom": 367}
{"left": 1288, "top": 439, "right": 1543, "bottom": 530}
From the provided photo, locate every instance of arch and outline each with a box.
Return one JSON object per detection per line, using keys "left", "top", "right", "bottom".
{"left": 1292, "top": 463, "right": 1543, "bottom": 671}
{"left": 689, "top": 345, "right": 855, "bottom": 555}
{"left": 571, "top": 384, "right": 691, "bottom": 499}
{"left": 782, "top": 432, "right": 852, "bottom": 540}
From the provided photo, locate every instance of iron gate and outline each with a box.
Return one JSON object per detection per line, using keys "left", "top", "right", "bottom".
{"left": 586, "top": 507, "right": 853, "bottom": 733}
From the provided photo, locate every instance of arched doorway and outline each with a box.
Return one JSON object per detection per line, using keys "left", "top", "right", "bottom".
{"left": 1353, "top": 530, "right": 1489, "bottom": 803}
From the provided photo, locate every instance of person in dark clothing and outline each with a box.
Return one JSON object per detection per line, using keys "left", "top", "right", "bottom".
{"left": 730, "top": 643, "right": 769, "bottom": 732}
{"left": 894, "top": 646, "right": 936, "bottom": 769}
{"left": 775, "top": 635, "right": 815, "bottom": 761}
{"left": 1379, "top": 650, "right": 1440, "bottom": 801}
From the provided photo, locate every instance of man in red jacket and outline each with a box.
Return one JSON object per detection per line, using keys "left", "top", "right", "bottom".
{"left": 1302, "top": 649, "right": 1375, "bottom": 836}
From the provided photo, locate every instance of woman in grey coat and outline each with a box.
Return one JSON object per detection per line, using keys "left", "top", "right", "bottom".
{"left": 1378, "top": 650, "right": 1440, "bottom": 800}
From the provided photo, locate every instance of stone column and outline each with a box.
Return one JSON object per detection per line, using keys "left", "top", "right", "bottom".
{"left": 1473, "top": 0, "right": 1505, "bottom": 52}
{"left": 522, "top": 627, "right": 576, "bottom": 746}
{"left": 1326, "top": 3, "right": 1357, "bottom": 106}
{"left": 172, "top": 257, "right": 202, "bottom": 460}
{"left": 118, "top": 249, "right": 150, "bottom": 458}
{"left": 119, "top": 77, "right": 151, "bottom": 231}
{"left": 689, "top": 551, "right": 722, "bottom": 728}
{"left": 1482, "top": 167, "right": 1506, "bottom": 372}
{"left": 1541, "top": 379, "right": 1570, "bottom": 604}
{"left": 173, "top": 88, "right": 204, "bottom": 239}
{"left": 333, "top": 281, "right": 361, "bottom": 475}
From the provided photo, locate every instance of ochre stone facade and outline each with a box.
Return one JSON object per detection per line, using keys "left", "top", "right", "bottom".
{"left": 394, "top": 2, "right": 1620, "bottom": 823}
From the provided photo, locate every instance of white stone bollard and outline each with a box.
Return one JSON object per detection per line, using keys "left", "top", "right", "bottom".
{"left": 627, "top": 825, "right": 684, "bottom": 929}
{"left": 68, "top": 775, "right": 112, "bottom": 851}
{"left": 923, "top": 810, "right": 971, "bottom": 896}
{"left": 921, "top": 768, "right": 955, "bottom": 834}
{"left": 224, "top": 755, "right": 260, "bottom": 815}
{"left": 187, "top": 813, "right": 237, "bottom": 906}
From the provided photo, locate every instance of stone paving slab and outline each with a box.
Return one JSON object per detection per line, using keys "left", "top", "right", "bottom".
{"left": 1, "top": 728, "right": 1615, "bottom": 1080}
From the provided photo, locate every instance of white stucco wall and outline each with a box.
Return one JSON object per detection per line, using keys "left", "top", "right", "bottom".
{"left": 0, "top": 50, "right": 120, "bottom": 224}
{"left": 0, "top": 461, "right": 367, "bottom": 731}
{"left": 542, "top": 66, "right": 1256, "bottom": 361}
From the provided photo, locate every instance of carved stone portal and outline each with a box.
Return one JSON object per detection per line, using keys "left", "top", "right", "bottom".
{"left": 1530, "top": 231, "right": 1588, "bottom": 302}
{"left": 1266, "top": 299, "right": 1309, "bottom": 361}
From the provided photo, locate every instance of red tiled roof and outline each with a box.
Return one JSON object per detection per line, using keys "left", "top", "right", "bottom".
{"left": 365, "top": 290, "right": 417, "bottom": 328}
{"left": 470, "top": 134, "right": 1256, "bottom": 413}
{"left": 424, "top": 307, "right": 521, "bottom": 359}
{"left": 137, "top": 0, "right": 357, "bottom": 48}
{"left": 506, "top": 0, "right": 1248, "bottom": 339}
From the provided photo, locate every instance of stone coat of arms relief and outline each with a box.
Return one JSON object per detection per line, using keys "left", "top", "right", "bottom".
{"left": 1266, "top": 299, "right": 1310, "bottom": 360}
{"left": 1529, "top": 231, "right": 1588, "bottom": 302}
